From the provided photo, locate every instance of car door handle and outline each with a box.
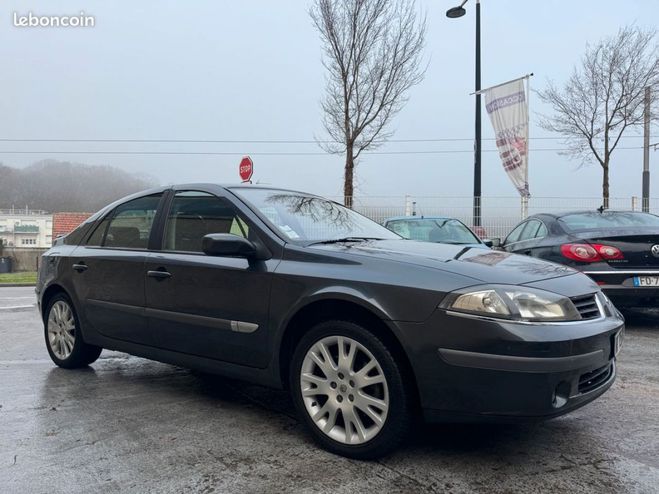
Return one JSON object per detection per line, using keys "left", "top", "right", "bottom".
{"left": 72, "top": 262, "right": 88, "bottom": 272}
{"left": 147, "top": 269, "right": 171, "bottom": 280}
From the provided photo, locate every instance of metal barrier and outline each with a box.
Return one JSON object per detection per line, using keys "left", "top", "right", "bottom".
{"left": 333, "top": 196, "right": 659, "bottom": 240}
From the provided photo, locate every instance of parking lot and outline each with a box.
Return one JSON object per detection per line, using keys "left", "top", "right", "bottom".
{"left": 1, "top": 286, "right": 658, "bottom": 493}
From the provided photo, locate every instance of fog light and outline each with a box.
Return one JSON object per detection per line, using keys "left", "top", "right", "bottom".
{"left": 552, "top": 381, "right": 571, "bottom": 408}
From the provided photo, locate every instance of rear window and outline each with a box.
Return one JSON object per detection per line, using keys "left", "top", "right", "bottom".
{"left": 559, "top": 212, "right": 659, "bottom": 231}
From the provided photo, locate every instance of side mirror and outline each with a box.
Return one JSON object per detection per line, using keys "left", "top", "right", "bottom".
{"left": 202, "top": 233, "right": 257, "bottom": 258}
{"left": 483, "top": 238, "right": 501, "bottom": 248}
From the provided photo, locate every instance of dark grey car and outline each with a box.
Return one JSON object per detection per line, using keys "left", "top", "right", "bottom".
{"left": 37, "top": 185, "right": 624, "bottom": 459}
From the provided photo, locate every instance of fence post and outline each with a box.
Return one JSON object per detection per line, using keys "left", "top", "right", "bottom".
{"left": 521, "top": 196, "right": 529, "bottom": 219}
{"left": 404, "top": 195, "right": 412, "bottom": 216}
{"left": 631, "top": 196, "right": 638, "bottom": 211}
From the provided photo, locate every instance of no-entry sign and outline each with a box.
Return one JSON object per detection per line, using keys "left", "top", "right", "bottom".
{"left": 239, "top": 156, "right": 253, "bottom": 182}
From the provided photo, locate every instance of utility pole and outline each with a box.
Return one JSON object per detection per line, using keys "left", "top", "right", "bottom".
{"left": 474, "top": 0, "right": 482, "bottom": 228}
{"left": 643, "top": 86, "right": 651, "bottom": 212}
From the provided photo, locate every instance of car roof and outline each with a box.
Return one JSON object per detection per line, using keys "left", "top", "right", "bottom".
{"left": 384, "top": 216, "right": 456, "bottom": 222}
{"left": 528, "top": 210, "right": 653, "bottom": 221}
{"left": 222, "top": 184, "right": 324, "bottom": 196}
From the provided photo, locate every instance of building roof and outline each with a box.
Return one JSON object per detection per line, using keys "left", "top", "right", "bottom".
{"left": 53, "top": 212, "right": 92, "bottom": 239}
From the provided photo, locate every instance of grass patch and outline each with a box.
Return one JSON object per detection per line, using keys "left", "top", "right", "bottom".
{"left": 0, "top": 271, "right": 38, "bottom": 284}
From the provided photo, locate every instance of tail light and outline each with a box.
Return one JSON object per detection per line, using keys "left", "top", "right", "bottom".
{"left": 560, "top": 243, "right": 624, "bottom": 262}
{"left": 593, "top": 244, "right": 624, "bottom": 260}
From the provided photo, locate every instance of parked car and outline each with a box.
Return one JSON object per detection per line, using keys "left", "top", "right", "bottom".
{"left": 383, "top": 216, "right": 491, "bottom": 247}
{"left": 501, "top": 210, "right": 659, "bottom": 308}
{"left": 37, "top": 186, "right": 624, "bottom": 459}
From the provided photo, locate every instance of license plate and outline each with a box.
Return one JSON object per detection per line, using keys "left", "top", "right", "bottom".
{"left": 633, "top": 276, "right": 659, "bottom": 287}
{"left": 613, "top": 329, "right": 624, "bottom": 357}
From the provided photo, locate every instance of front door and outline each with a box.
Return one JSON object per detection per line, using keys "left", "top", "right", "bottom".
{"left": 145, "top": 190, "right": 274, "bottom": 368}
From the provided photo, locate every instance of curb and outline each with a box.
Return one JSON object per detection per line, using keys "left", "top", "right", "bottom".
{"left": 0, "top": 283, "right": 37, "bottom": 288}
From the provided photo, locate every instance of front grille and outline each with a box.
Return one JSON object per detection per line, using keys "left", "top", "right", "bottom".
{"left": 578, "top": 363, "right": 612, "bottom": 394}
{"left": 571, "top": 294, "right": 601, "bottom": 320}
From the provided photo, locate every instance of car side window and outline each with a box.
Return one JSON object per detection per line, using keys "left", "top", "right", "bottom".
{"left": 504, "top": 222, "right": 527, "bottom": 244}
{"left": 535, "top": 222, "right": 548, "bottom": 239}
{"left": 102, "top": 194, "right": 161, "bottom": 249}
{"left": 163, "top": 191, "right": 250, "bottom": 253}
{"left": 518, "top": 220, "right": 541, "bottom": 241}
{"left": 86, "top": 216, "right": 111, "bottom": 246}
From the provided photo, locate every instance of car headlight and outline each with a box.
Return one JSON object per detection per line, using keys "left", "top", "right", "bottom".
{"left": 440, "top": 285, "right": 582, "bottom": 322}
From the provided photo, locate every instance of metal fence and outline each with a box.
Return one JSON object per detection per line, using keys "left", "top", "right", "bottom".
{"left": 336, "top": 196, "right": 659, "bottom": 240}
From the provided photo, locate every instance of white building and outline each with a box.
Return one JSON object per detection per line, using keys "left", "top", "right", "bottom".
{"left": 0, "top": 209, "right": 53, "bottom": 248}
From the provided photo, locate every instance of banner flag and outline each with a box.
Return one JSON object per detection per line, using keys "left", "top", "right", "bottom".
{"left": 483, "top": 78, "right": 530, "bottom": 197}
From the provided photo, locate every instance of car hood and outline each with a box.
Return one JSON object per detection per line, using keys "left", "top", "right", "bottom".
{"left": 312, "top": 239, "right": 577, "bottom": 285}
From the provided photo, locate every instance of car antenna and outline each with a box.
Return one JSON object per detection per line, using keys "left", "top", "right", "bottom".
{"left": 597, "top": 205, "right": 606, "bottom": 214}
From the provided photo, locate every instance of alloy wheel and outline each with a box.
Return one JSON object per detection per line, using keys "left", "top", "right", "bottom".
{"left": 300, "top": 335, "right": 389, "bottom": 445}
{"left": 47, "top": 300, "right": 76, "bottom": 360}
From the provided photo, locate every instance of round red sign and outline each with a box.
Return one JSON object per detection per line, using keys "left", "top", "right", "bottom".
{"left": 239, "top": 156, "right": 253, "bottom": 182}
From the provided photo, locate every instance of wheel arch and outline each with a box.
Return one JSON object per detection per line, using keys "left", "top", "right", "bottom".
{"left": 40, "top": 283, "right": 71, "bottom": 321}
{"left": 277, "top": 296, "right": 421, "bottom": 410}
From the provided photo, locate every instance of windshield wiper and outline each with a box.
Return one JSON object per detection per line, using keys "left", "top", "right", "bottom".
{"left": 308, "top": 237, "right": 384, "bottom": 246}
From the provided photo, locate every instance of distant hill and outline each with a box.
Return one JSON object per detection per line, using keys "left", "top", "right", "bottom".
{"left": 0, "top": 160, "right": 156, "bottom": 213}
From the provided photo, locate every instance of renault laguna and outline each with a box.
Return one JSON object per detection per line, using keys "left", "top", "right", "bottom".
{"left": 37, "top": 185, "right": 624, "bottom": 459}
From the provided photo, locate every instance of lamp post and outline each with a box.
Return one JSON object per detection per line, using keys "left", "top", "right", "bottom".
{"left": 447, "top": 0, "right": 481, "bottom": 228}
{"left": 643, "top": 86, "right": 650, "bottom": 212}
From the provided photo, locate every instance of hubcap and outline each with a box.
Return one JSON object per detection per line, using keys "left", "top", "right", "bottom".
{"left": 300, "top": 336, "right": 389, "bottom": 445}
{"left": 47, "top": 301, "right": 76, "bottom": 360}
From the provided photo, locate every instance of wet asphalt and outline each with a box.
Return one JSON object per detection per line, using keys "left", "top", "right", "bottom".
{"left": 1, "top": 286, "right": 658, "bottom": 493}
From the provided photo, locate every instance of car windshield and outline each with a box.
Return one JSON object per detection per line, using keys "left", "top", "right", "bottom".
{"left": 386, "top": 218, "right": 481, "bottom": 244}
{"left": 558, "top": 212, "right": 659, "bottom": 231}
{"left": 230, "top": 188, "right": 400, "bottom": 243}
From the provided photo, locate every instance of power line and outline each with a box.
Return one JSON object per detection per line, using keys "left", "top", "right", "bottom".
{"left": 0, "top": 147, "right": 646, "bottom": 156}
{"left": 0, "top": 136, "right": 655, "bottom": 144}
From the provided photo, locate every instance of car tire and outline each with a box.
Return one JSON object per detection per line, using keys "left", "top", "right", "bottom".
{"left": 44, "top": 293, "right": 102, "bottom": 369}
{"left": 289, "top": 319, "right": 411, "bottom": 459}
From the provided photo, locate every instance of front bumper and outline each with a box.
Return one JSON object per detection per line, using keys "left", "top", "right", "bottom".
{"left": 396, "top": 307, "right": 624, "bottom": 422}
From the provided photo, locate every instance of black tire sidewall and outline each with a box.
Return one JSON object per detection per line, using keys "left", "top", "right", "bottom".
{"left": 289, "top": 320, "right": 410, "bottom": 460}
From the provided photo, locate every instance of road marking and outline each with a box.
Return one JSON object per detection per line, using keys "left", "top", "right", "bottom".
{"left": 0, "top": 304, "right": 36, "bottom": 311}
{"left": 0, "top": 359, "right": 52, "bottom": 365}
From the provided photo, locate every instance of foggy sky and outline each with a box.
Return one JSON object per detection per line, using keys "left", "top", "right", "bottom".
{"left": 1, "top": 0, "right": 658, "bottom": 201}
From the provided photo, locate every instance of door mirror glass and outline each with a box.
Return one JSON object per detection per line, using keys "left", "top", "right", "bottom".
{"left": 202, "top": 233, "right": 257, "bottom": 258}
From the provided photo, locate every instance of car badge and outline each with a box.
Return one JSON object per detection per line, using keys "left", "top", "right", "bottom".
{"left": 651, "top": 244, "right": 659, "bottom": 258}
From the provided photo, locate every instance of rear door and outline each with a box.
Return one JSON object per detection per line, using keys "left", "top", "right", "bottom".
{"left": 71, "top": 193, "right": 164, "bottom": 346}
{"left": 144, "top": 189, "right": 276, "bottom": 368}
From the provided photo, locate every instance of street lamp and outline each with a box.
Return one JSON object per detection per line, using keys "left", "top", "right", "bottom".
{"left": 447, "top": 0, "right": 482, "bottom": 228}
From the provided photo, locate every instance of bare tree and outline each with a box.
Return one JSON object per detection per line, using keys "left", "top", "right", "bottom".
{"left": 538, "top": 26, "right": 659, "bottom": 208}
{"left": 310, "top": 0, "right": 426, "bottom": 207}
